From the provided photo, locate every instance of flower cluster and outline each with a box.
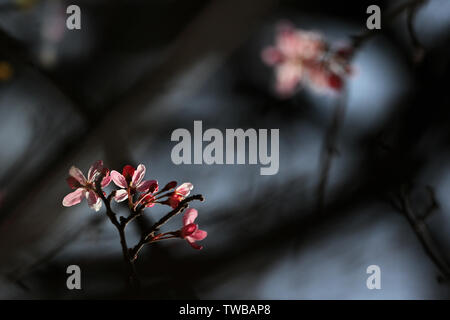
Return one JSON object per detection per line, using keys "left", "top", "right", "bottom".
{"left": 62, "top": 160, "right": 207, "bottom": 250}
{"left": 261, "top": 21, "right": 353, "bottom": 97}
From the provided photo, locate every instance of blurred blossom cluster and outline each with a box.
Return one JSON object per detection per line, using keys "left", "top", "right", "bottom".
{"left": 0, "top": 61, "right": 13, "bottom": 81}
{"left": 39, "top": 0, "right": 67, "bottom": 67}
{"left": 262, "top": 21, "right": 353, "bottom": 97}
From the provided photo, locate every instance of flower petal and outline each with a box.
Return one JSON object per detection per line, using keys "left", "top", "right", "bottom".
{"left": 122, "top": 165, "right": 135, "bottom": 182}
{"left": 66, "top": 176, "right": 81, "bottom": 189}
{"left": 62, "top": 188, "right": 85, "bottom": 207}
{"left": 167, "top": 195, "right": 182, "bottom": 209}
{"left": 327, "top": 73, "right": 343, "bottom": 90}
{"left": 86, "top": 190, "right": 101, "bottom": 211}
{"left": 181, "top": 223, "right": 198, "bottom": 238}
{"left": 101, "top": 173, "right": 112, "bottom": 188}
{"left": 114, "top": 189, "right": 128, "bottom": 202}
{"left": 161, "top": 181, "right": 177, "bottom": 193}
{"left": 176, "top": 182, "right": 193, "bottom": 197}
{"left": 111, "top": 170, "right": 127, "bottom": 188}
{"left": 183, "top": 208, "right": 198, "bottom": 226}
{"left": 92, "top": 197, "right": 102, "bottom": 211}
{"left": 136, "top": 179, "right": 158, "bottom": 193}
{"left": 190, "top": 229, "right": 207, "bottom": 241}
{"left": 262, "top": 47, "right": 283, "bottom": 66}
{"left": 69, "top": 166, "right": 87, "bottom": 185}
{"left": 131, "top": 164, "right": 146, "bottom": 187}
{"left": 185, "top": 237, "right": 203, "bottom": 250}
{"left": 87, "top": 160, "right": 103, "bottom": 181}
{"left": 275, "top": 63, "right": 302, "bottom": 97}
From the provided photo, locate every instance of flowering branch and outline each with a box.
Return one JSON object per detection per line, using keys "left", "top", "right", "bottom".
{"left": 262, "top": 1, "right": 431, "bottom": 210}
{"left": 315, "top": 0, "right": 430, "bottom": 209}
{"left": 62, "top": 161, "right": 207, "bottom": 289}
{"left": 130, "top": 194, "right": 205, "bottom": 261}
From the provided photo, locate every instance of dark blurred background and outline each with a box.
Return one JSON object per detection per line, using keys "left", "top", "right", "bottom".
{"left": 0, "top": 0, "right": 449, "bottom": 299}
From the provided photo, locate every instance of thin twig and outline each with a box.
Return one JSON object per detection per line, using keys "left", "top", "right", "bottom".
{"left": 130, "top": 194, "right": 204, "bottom": 261}
{"left": 316, "top": 92, "right": 347, "bottom": 211}
{"left": 406, "top": 1, "right": 426, "bottom": 63}
{"left": 393, "top": 186, "right": 450, "bottom": 281}
{"left": 421, "top": 185, "right": 439, "bottom": 219}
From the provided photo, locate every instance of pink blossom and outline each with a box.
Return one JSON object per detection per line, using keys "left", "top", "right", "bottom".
{"left": 261, "top": 21, "right": 352, "bottom": 97}
{"left": 276, "top": 23, "right": 326, "bottom": 61}
{"left": 180, "top": 208, "right": 207, "bottom": 250}
{"left": 167, "top": 182, "right": 193, "bottom": 208}
{"left": 110, "top": 164, "right": 157, "bottom": 202}
{"left": 62, "top": 160, "right": 111, "bottom": 211}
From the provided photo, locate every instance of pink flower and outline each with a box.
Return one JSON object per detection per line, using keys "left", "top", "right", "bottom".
{"left": 110, "top": 164, "right": 157, "bottom": 202}
{"left": 261, "top": 21, "right": 352, "bottom": 97}
{"left": 167, "top": 182, "right": 193, "bottom": 208}
{"left": 180, "top": 208, "right": 207, "bottom": 250}
{"left": 62, "top": 160, "right": 111, "bottom": 211}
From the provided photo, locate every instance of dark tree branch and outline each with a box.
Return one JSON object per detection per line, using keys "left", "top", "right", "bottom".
{"left": 406, "top": 0, "right": 427, "bottom": 63}
{"left": 95, "top": 183, "right": 140, "bottom": 289}
{"left": 316, "top": 92, "right": 347, "bottom": 211}
{"left": 392, "top": 186, "right": 450, "bottom": 281}
{"left": 316, "top": 0, "right": 429, "bottom": 212}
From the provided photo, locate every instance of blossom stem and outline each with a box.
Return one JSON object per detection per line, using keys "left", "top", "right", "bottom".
{"left": 130, "top": 194, "right": 204, "bottom": 261}
{"left": 121, "top": 208, "right": 144, "bottom": 227}
{"left": 127, "top": 187, "right": 134, "bottom": 210}
{"left": 148, "top": 234, "right": 179, "bottom": 243}
{"left": 95, "top": 181, "right": 140, "bottom": 289}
